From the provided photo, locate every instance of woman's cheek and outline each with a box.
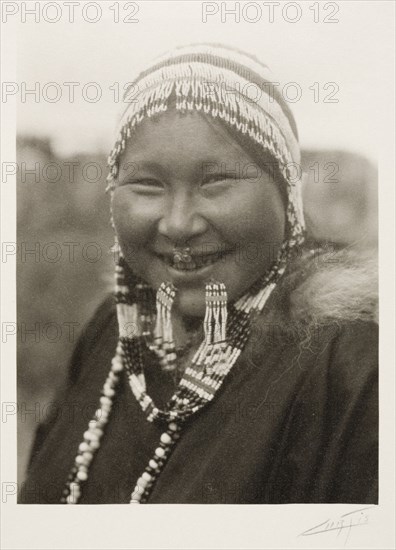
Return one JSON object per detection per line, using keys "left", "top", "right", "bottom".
{"left": 113, "top": 191, "right": 148, "bottom": 240}
{"left": 218, "top": 189, "right": 285, "bottom": 249}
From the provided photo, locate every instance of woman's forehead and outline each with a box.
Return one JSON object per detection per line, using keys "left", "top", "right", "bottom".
{"left": 120, "top": 109, "right": 252, "bottom": 163}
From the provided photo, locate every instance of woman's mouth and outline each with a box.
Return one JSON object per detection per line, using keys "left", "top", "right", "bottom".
{"left": 154, "top": 250, "right": 232, "bottom": 273}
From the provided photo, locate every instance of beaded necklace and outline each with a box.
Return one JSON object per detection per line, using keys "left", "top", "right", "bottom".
{"left": 61, "top": 243, "right": 291, "bottom": 504}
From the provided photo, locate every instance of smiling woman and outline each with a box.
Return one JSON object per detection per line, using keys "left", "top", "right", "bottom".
{"left": 19, "top": 43, "right": 378, "bottom": 505}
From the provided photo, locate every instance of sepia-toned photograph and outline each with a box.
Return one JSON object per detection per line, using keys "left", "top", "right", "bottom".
{"left": 1, "top": 1, "right": 395, "bottom": 549}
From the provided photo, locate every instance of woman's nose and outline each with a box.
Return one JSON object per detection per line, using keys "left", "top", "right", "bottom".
{"left": 157, "top": 193, "right": 208, "bottom": 242}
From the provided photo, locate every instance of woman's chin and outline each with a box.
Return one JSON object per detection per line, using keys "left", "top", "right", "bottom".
{"left": 173, "top": 289, "right": 207, "bottom": 318}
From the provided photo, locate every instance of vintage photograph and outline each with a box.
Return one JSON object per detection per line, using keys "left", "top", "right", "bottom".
{"left": 1, "top": 0, "right": 394, "bottom": 548}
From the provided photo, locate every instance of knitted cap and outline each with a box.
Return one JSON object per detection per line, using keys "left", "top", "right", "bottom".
{"left": 107, "top": 43, "right": 305, "bottom": 247}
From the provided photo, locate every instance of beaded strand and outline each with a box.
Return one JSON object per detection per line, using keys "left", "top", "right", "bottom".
{"left": 130, "top": 421, "right": 182, "bottom": 503}
{"left": 60, "top": 354, "right": 123, "bottom": 504}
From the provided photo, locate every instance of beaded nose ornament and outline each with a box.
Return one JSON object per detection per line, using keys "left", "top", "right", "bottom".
{"left": 172, "top": 246, "right": 192, "bottom": 265}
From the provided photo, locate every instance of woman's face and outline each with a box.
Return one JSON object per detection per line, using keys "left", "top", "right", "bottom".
{"left": 112, "top": 110, "right": 285, "bottom": 318}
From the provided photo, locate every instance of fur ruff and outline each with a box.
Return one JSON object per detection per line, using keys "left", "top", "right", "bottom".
{"left": 284, "top": 246, "right": 378, "bottom": 325}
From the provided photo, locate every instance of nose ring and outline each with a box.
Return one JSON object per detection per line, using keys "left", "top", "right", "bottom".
{"left": 173, "top": 246, "right": 192, "bottom": 264}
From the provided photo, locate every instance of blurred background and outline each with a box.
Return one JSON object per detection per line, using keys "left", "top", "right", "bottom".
{"left": 16, "top": 1, "right": 382, "bottom": 484}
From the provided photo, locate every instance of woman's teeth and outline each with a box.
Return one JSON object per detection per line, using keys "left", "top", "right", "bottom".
{"left": 160, "top": 254, "right": 221, "bottom": 271}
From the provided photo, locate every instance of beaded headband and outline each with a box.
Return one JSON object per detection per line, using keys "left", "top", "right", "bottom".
{"left": 62, "top": 44, "right": 305, "bottom": 504}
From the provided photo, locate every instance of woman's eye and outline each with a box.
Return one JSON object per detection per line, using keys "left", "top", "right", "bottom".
{"left": 201, "top": 174, "right": 239, "bottom": 186}
{"left": 123, "top": 179, "right": 164, "bottom": 192}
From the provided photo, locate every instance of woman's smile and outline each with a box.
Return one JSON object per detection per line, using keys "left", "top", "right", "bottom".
{"left": 152, "top": 247, "right": 234, "bottom": 283}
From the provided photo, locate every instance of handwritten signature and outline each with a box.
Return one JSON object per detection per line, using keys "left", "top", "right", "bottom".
{"left": 300, "top": 506, "right": 374, "bottom": 543}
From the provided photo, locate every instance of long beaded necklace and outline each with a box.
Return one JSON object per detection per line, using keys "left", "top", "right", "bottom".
{"left": 60, "top": 243, "right": 291, "bottom": 504}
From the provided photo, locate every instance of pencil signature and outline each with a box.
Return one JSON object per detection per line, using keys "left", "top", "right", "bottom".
{"left": 300, "top": 506, "right": 374, "bottom": 544}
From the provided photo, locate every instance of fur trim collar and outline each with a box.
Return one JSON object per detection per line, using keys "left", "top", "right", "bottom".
{"left": 284, "top": 247, "right": 378, "bottom": 325}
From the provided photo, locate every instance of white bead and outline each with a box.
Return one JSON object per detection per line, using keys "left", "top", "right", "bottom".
{"left": 75, "top": 455, "right": 85, "bottom": 465}
{"left": 160, "top": 433, "right": 171, "bottom": 444}
{"left": 95, "top": 410, "right": 108, "bottom": 423}
{"left": 77, "top": 471, "right": 88, "bottom": 481}
{"left": 66, "top": 495, "right": 76, "bottom": 504}
{"left": 95, "top": 418, "right": 107, "bottom": 428}
{"left": 69, "top": 483, "right": 81, "bottom": 498}
{"left": 155, "top": 447, "right": 165, "bottom": 458}
{"left": 101, "top": 402, "right": 112, "bottom": 413}
{"left": 90, "top": 440, "right": 100, "bottom": 449}
{"left": 168, "top": 422, "right": 178, "bottom": 432}
{"left": 149, "top": 459, "right": 158, "bottom": 469}
{"left": 137, "top": 477, "right": 148, "bottom": 488}
{"left": 142, "top": 472, "right": 152, "bottom": 482}
{"left": 100, "top": 396, "right": 112, "bottom": 406}
{"left": 111, "top": 361, "right": 123, "bottom": 373}
{"left": 79, "top": 442, "right": 90, "bottom": 452}
{"left": 84, "top": 431, "right": 98, "bottom": 442}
